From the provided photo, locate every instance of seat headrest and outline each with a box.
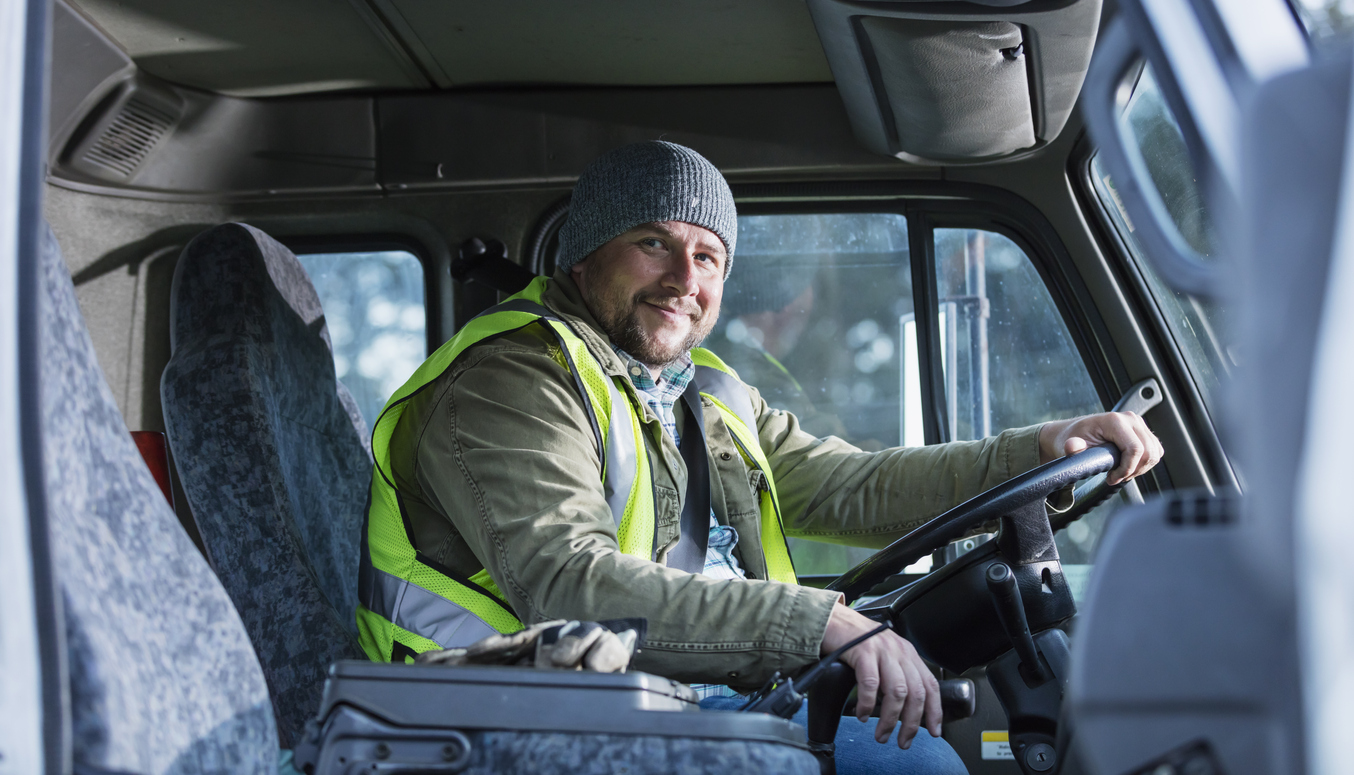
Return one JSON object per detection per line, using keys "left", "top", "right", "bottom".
{"left": 170, "top": 222, "right": 329, "bottom": 352}
{"left": 168, "top": 222, "right": 369, "bottom": 447}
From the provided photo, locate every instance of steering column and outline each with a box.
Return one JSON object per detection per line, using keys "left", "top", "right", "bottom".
{"left": 802, "top": 444, "right": 1122, "bottom": 775}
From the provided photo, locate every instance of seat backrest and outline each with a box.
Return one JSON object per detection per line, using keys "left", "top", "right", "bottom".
{"left": 39, "top": 223, "right": 277, "bottom": 773}
{"left": 161, "top": 222, "right": 371, "bottom": 745}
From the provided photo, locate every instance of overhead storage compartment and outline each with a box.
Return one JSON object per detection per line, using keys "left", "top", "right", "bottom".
{"left": 807, "top": 0, "right": 1102, "bottom": 164}
{"left": 861, "top": 18, "right": 1035, "bottom": 160}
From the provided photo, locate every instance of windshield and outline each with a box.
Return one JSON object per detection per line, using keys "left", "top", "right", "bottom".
{"left": 1089, "top": 65, "right": 1233, "bottom": 421}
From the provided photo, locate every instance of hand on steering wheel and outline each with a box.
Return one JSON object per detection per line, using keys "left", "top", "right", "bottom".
{"left": 800, "top": 444, "right": 1130, "bottom": 775}
{"left": 804, "top": 445, "right": 1125, "bottom": 771}
{"left": 1039, "top": 412, "right": 1162, "bottom": 485}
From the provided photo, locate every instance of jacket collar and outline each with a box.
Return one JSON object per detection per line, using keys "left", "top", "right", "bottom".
{"left": 538, "top": 268, "right": 631, "bottom": 380}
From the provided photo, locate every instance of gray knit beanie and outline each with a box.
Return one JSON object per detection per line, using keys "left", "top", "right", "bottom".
{"left": 557, "top": 141, "right": 737, "bottom": 277}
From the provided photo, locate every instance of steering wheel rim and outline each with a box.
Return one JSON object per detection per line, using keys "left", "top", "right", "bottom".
{"left": 826, "top": 444, "right": 1122, "bottom": 604}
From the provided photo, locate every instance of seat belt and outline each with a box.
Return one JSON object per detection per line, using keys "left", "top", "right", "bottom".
{"left": 666, "top": 384, "right": 711, "bottom": 574}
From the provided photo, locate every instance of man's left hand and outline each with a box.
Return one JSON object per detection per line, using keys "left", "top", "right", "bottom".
{"left": 1038, "top": 412, "right": 1163, "bottom": 485}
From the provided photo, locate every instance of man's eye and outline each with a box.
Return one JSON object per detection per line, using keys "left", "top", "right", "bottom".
{"left": 640, "top": 237, "right": 664, "bottom": 249}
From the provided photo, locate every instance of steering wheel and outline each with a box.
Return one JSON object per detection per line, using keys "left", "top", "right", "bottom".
{"left": 829, "top": 443, "right": 1122, "bottom": 605}
{"left": 803, "top": 444, "right": 1123, "bottom": 775}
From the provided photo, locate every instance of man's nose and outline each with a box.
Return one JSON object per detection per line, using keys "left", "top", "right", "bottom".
{"left": 661, "top": 249, "right": 701, "bottom": 296}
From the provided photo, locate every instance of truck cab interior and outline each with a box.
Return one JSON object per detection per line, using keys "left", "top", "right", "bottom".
{"left": 3, "top": 0, "right": 1346, "bottom": 773}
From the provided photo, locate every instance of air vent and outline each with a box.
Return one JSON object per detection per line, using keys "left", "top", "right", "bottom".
{"left": 82, "top": 98, "right": 175, "bottom": 177}
{"left": 61, "top": 78, "right": 184, "bottom": 184}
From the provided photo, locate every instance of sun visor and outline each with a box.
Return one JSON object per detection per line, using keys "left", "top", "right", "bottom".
{"left": 808, "top": 0, "right": 1102, "bottom": 164}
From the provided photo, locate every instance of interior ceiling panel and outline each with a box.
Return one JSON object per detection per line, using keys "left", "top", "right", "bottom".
{"left": 67, "top": 0, "right": 428, "bottom": 97}
{"left": 68, "top": 0, "right": 833, "bottom": 97}
{"left": 382, "top": 0, "right": 833, "bottom": 87}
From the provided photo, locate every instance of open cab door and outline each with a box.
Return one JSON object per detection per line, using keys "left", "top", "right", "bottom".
{"left": 0, "top": 1, "right": 65, "bottom": 773}
{"left": 1073, "top": 1, "right": 1354, "bottom": 773}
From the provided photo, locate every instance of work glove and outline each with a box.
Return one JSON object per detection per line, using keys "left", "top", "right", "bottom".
{"left": 415, "top": 618, "right": 643, "bottom": 673}
{"left": 536, "top": 620, "right": 639, "bottom": 673}
{"left": 416, "top": 619, "right": 565, "bottom": 668}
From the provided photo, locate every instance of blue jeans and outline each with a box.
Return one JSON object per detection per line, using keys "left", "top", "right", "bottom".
{"left": 699, "top": 696, "right": 968, "bottom": 775}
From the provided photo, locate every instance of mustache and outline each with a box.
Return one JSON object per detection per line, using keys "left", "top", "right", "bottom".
{"left": 635, "top": 293, "right": 701, "bottom": 319}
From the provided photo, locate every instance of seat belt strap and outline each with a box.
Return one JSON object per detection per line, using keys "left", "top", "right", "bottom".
{"left": 667, "top": 384, "right": 711, "bottom": 574}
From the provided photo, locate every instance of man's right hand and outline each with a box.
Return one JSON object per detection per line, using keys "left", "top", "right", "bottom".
{"left": 821, "top": 602, "right": 942, "bottom": 748}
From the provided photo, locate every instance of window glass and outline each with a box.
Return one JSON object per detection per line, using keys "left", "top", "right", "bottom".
{"left": 934, "top": 228, "right": 1102, "bottom": 439}
{"left": 1095, "top": 62, "right": 1230, "bottom": 416}
{"left": 1291, "top": 0, "right": 1354, "bottom": 44}
{"left": 297, "top": 250, "right": 426, "bottom": 429}
{"left": 705, "top": 213, "right": 918, "bottom": 575}
{"left": 1120, "top": 65, "right": 1217, "bottom": 260}
{"left": 1092, "top": 154, "right": 1232, "bottom": 420}
{"left": 933, "top": 228, "right": 1109, "bottom": 590}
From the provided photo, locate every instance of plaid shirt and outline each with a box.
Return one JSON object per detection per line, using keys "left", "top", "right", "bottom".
{"left": 610, "top": 345, "right": 747, "bottom": 583}
{"left": 613, "top": 346, "right": 752, "bottom": 700}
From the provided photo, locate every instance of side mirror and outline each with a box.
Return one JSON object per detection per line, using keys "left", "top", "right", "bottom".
{"left": 1081, "top": 0, "right": 1307, "bottom": 298}
{"left": 1083, "top": 21, "right": 1217, "bottom": 296}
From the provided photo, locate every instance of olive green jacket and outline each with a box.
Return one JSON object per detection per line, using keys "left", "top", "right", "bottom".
{"left": 386, "top": 269, "right": 1044, "bottom": 688}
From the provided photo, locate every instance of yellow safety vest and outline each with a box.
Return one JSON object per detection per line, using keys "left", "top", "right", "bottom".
{"left": 356, "top": 277, "right": 797, "bottom": 663}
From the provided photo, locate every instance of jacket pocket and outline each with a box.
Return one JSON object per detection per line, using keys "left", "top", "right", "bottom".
{"left": 748, "top": 469, "right": 768, "bottom": 494}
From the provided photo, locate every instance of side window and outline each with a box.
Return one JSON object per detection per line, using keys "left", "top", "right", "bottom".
{"left": 706, "top": 213, "right": 919, "bottom": 575}
{"left": 932, "top": 228, "right": 1109, "bottom": 593}
{"left": 1091, "top": 155, "right": 1230, "bottom": 416}
{"left": 933, "top": 228, "right": 1102, "bottom": 440}
{"left": 1088, "top": 67, "right": 1231, "bottom": 420}
{"left": 296, "top": 250, "right": 427, "bottom": 429}
{"left": 706, "top": 214, "right": 1110, "bottom": 583}
{"left": 1292, "top": 0, "right": 1354, "bottom": 45}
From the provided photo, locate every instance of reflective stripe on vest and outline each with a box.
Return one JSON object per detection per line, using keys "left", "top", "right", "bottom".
{"left": 491, "top": 301, "right": 643, "bottom": 531}
{"left": 691, "top": 349, "right": 797, "bottom": 585}
{"left": 357, "top": 278, "right": 793, "bottom": 662}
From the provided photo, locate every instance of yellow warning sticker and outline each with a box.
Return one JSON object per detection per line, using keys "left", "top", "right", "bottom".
{"left": 981, "top": 730, "right": 1013, "bottom": 760}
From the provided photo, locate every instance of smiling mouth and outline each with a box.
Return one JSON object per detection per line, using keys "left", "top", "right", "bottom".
{"left": 642, "top": 300, "right": 694, "bottom": 321}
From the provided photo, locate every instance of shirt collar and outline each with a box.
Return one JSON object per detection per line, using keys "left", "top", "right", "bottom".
{"left": 611, "top": 345, "right": 694, "bottom": 402}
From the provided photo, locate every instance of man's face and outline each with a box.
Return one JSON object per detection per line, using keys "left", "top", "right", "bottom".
{"left": 572, "top": 221, "right": 726, "bottom": 369}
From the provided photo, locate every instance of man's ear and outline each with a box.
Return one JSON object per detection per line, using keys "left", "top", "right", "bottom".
{"left": 570, "top": 258, "right": 588, "bottom": 294}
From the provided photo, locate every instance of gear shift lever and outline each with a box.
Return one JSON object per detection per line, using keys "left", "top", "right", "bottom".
{"left": 986, "top": 562, "right": 1051, "bottom": 683}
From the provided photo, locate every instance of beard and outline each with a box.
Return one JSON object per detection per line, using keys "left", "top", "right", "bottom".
{"left": 585, "top": 285, "right": 718, "bottom": 368}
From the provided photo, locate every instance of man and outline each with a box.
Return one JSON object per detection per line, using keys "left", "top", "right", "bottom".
{"left": 356, "top": 142, "right": 1162, "bottom": 771}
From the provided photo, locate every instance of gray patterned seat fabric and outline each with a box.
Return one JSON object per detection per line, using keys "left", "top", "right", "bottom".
{"left": 39, "top": 224, "right": 277, "bottom": 774}
{"left": 162, "top": 223, "right": 371, "bottom": 746}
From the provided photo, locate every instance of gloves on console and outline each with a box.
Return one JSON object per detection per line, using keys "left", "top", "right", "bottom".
{"left": 415, "top": 618, "right": 643, "bottom": 673}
